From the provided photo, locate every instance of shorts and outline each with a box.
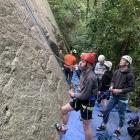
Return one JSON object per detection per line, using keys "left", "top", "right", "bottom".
{"left": 70, "top": 98, "right": 95, "bottom": 120}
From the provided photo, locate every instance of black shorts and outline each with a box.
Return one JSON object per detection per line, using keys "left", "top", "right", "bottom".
{"left": 70, "top": 98, "right": 95, "bottom": 120}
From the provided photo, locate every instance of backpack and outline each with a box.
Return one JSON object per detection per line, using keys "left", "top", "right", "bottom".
{"left": 127, "top": 127, "right": 140, "bottom": 140}
{"left": 127, "top": 116, "right": 140, "bottom": 139}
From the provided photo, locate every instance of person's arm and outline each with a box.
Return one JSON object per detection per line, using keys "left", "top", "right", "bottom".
{"left": 109, "top": 70, "right": 116, "bottom": 89}
{"left": 75, "top": 68, "right": 81, "bottom": 79}
{"left": 122, "top": 73, "right": 135, "bottom": 93}
{"left": 110, "top": 73, "right": 135, "bottom": 94}
{"left": 99, "top": 72, "right": 108, "bottom": 91}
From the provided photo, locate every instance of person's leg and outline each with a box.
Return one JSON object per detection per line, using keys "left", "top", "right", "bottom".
{"left": 97, "top": 97, "right": 117, "bottom": 131}
{"left": 81, "top": 100, "right": 95, "bottom": 140}
{"left": 113, "top": 100, "right": 127, "bottom": 136}
{"left": 102, "top": 99, "right": 108, "bottom": 111}
{"left": 61, "top": 103, "right": 74, "bottom": 125}
{"left": 98, "top": 99, "right": 108, "bottom": 117}
{"left": 102, "top": 90, "right": 110, "bottom": 110}
{"left": 103, "top": 97, "right": 117, "bottom": 124}
{"left": 55, "top": 103, "right": 74, "bottom": 132}
{"left": 83, "top": 120, "right": 92, "bottom": 140}
{"left": 118, "top": 100, "right": 127, "bottom": 128}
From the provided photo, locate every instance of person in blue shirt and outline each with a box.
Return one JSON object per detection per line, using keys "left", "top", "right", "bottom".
{"left": 70, "top": 63, "right": 81, "bottom": 95}
{"left": 94, "top": 55, "right": 106, "bottom": 89}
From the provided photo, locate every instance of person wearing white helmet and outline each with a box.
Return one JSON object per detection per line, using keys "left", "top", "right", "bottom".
{"left": 97, "top": 61, "right": 113, "bottom": 117}
{"left": 121, "top": 55, "right": 132, "bottom": 65}
{"left": 94, "top": 54, "right": 106, "bottom": 88}
{"left": 97, "top": 55, "right": 135, "bottom": 137}
{"left": 98, "top": 55, "right": 106, "bottom": 62}
{"left": 104, "top": 61, "right": 112, "bottom": 71}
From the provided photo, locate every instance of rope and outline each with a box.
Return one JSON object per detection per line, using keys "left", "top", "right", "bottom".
{"left": 11, "top": 0, "right": 48, "bottom": 46}
{"left": 12, "top": 0, "right": 69, "bottom": 63}
{"left": 23, "top": 0, "right": 71, "bottom": 60}
{"left": 11, "top": 0, "right": 72, "bottom": 67}
{"left": 23, "top": 0, "right": 47, "bottom": 38}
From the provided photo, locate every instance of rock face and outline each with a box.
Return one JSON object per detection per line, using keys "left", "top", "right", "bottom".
{"left": 0, "top": 0, "right": 68, "bottom": 139}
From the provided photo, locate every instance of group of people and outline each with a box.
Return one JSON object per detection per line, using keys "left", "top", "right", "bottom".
{"left": 56, "top": 50, "right": 135, "bottom": 140}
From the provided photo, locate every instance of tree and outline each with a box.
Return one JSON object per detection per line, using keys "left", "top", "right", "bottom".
{"left": 88, "top": 0, "right": 140, "bottom": 64}
{"left": 88, "top": 0, "right": 140, "bottom": 106}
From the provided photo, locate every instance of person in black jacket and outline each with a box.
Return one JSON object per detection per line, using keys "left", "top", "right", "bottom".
{"left": 55, "top": 53, "right": 98, "bottom": 140}
{"left": 97, "top": 61, "right": 113, "bottom": 117}
{"left": 97, "top": 55, "right": 135, "bottom": 137}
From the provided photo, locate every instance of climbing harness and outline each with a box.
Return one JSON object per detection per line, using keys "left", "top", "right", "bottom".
{"left": 96, "top": 90, "right": 111, "bottom": 103}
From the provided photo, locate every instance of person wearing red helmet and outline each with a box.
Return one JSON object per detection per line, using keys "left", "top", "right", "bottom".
{"left": 55, "top": 53, "right": 98, "bottom": 140}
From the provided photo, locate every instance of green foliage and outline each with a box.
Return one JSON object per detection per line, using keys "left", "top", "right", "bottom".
{"left": 49, "top": 0, "right": 140, "bottom": 106}
{"left": 88, "top": 0, "right": 140, "bottom": 62}
{"left": 88, "top": 0, "right": 140, "bottom": 106}
{"left": 48, "top": 0, "right": 92, "bottom": 53}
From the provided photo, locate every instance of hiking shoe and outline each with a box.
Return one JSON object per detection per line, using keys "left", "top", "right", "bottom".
{"left": 55, "top": 123, "right": 68, "bottom": 134}
{"left": 96, "top": 124, "right": 106, "bottom": 131}
{"left": 98, "top": 113, "right": 104, "bottom": 117}
{"left": 113, "top": 130, "right": 121, "bottom": 137}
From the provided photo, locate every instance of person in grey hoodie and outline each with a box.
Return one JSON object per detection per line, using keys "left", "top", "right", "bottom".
{"left": 55, "top": 52, "right": 98, "bottom": 140}
{"left": 96, "top": 55, "right": 135, "bottom": 137}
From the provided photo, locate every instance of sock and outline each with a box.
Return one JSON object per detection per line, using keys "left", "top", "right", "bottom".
{"left": 101, "top": 123, "right": 106, "bottom": 127}
{"left": 117, "top": 127, "right": 122, "bottom": 132}
{"left": 62, "top": 124, "right": 68, "bottom": 130}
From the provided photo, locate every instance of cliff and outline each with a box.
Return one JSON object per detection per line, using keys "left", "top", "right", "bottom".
{"left": 0, "top": 0, "right": 68, "bottom": 139}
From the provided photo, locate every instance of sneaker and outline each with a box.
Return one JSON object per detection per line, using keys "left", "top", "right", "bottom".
{"left": 98, "top": 113, "right": 104, "bottom": 117}
{"left": 96, "top": 124, "right": 106, "bottom": 131}
{"left": 54, "top": 123, "right": 68, "bottom": 133}
{"left": 113, "top": 130, "right": 121, "bottom": 137}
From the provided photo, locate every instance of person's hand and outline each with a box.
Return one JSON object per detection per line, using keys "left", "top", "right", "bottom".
{"left": 109, "top": 86, "right": 113, "bottom": 91}
{"left": 73, "top": 64, "right": 78, "bottom": 70}
{"left": 69, "top": 89, "right": 75, "bottom": 97}
{"left": 111, "top": 89, "right": 122, "bottom": 95}
{"left": 97, "top": 91, "right": 101, "bottom": 95}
